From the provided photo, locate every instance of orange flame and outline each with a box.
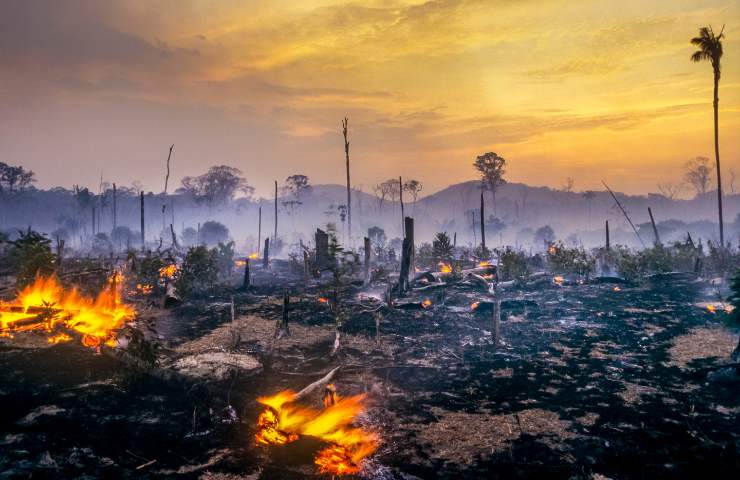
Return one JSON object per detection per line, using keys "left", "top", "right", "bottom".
{"left": 0, "top": 274, "right": 135, "bottom": 349}
{"left": 613, "top": 286, "right": 621, "bottom": 292}
{"left": 248, "top": 252, "right": 259, "bottom": 259}
{"left": 421, "top": 298, "right": 432, "bottom": 309}
{"left": 234, "top": 259, "right": 247, "bottom": 267}
{"left": 471, "top": 301, "right": 480, "bottom": 311}
{"left": 478, "top": 261, "right": 490, "bottom": 267}
{"left": 553, "top": 275, "right": 564, "bottom": 286}
{"left": 159, "top": 264, "right": 178, "bottom": 280}
{"left": 318, "top": 297, "right": 329, "bottom": 304}
{"left": 438, "top": 262, "right": 452, "bottom": 274}
{"left": 706, "top": 304, "right": 716, "bottom": 313}
{"left": 547, "top": 245, "right": 557, "bottom": 255}
{"left": 255, "top": 388, "right": 378, "bottom": 476}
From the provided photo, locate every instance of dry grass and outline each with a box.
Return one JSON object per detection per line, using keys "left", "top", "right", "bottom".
{"left": 667, "top": 325, "right": 738, "bottom": 368}
{"left": 406, "top": 407, "right": 576, "bottom": 464}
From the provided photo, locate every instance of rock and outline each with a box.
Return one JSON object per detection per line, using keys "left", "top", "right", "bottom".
{"left": 171, "top": 352, "right": 261, "bottom": 381}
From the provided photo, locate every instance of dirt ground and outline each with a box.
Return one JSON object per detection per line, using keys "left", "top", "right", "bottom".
{"left": 1, "top": 273, "right": 738, "bottom": 479}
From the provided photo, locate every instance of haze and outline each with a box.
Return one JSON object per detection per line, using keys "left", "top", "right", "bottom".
{"left": 1, "top": 0, "right": 739, "bottom": 197}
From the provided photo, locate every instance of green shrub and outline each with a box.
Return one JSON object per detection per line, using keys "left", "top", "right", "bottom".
{"left": 546, "top": 241, "right": 594, "bottom": 278}
{"left": 497, "top": 246, "right": 529, "bottom": 281}
{"left": 7, "top": 230, "right": 56, "bottom": 287}
{"left": 175, "top": 246, "right": 218, "bottom": 295}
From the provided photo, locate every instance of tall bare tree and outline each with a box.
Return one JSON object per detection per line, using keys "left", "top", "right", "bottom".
{"left": 473, "top": 152, "right": 506, "bottom": 215}
{"left": 691, "top": 25, "right": 725, "bottom": 244}
{"left": 342, "top": 118, "right": 352, "bottom": 246}
{"left": 685, "top": 156, "right": 713, "bottom": 197}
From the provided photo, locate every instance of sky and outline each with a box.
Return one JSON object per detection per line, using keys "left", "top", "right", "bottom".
{"left": 1, "top": 0, "right": 739, "bottom": 198}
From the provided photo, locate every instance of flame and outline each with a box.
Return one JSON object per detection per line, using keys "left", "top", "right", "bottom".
{"left": 706, "top": 304, "right": 716, "bottom": 313}
{"left": 318, "top": 297, "right": 329, "bottom": 304}
{"left": 234, "top": 259, "right": 247, "bottom": 267}
{"left": 0, "top": 274, "right": 135, "bottom": 349}
{"left": 421, "top": 298, "right": 432, "bottom": 309}
{"left": 613, "top": 286, "right": 621, "bottom": 292}
{"left": 478, "top": 261, "right": 490, "bottom": 267}
{"left": 471, "top": 301, "right": 480, "bottom": 311}
{"left": 159, "top": 264, "right": 178, "bottom": 280}
{"left": 438, "top": 262, "right": 452, "bottom": 274}
{"left": 132, "top": 283, "right": 153, "bottom": 296}
{"left": 248, "top": 252, "right": 259, "bottom": 259}
{"left": 255, "top": 388, "right": 378, "bottom": 476}
{"left": 553, "top": 275, "right": 564, "bottom": 286}
{"left": 547, "top": 245, "right": 557, "bottom": 255}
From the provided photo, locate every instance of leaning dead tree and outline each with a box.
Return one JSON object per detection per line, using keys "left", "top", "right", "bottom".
{"left": 602, "top": 181, "right": 645, "bottom": 248}
{"left": 342, "top": 117, "right": 352, "bottom": 245}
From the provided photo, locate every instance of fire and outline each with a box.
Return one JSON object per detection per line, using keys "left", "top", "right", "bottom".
{"left": 547, "top": 245, "right": 557, "bottom": 255}
{"left": 471, "top": 301, "right": 480, "bottom": 311}
{"left": 318, "top": 297, "right": 329, "bottom": 304}
{"left": 159, "top": 264, "right": 178, "bottom": 280}
{"left": 553, "top": 275, "right": 564, "bottom": 286}
{"left": 248, "top": 252, "right": 259, "bottom": 259}
{"left": 613, "top": 286, "right": 621, "bottom": 292}
{"left": 438, "top": 262, "right": 452, "bottom": 274}
{"left": 0, "top": 274, "right": 135, "bottom": 349}
{"left": 421, "top": 298, "right": 432, "bottom": 309}
{"left": 255, "top": 388, "right": 378, "bottom": 476}
{"left": 478, "top": 261, "right": 490, "bottom": 267}
{"left": 706, "top": 304, "right": 716, "bottom": 313}
{"left": 234, "top": 259, "right": 247, "bottom": 267}
{"left": 133, "top": 283, "right": 153, "bottom": 296}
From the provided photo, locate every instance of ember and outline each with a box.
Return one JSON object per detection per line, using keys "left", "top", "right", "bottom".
{"left": 613, "top": 286, "right": 621, "bottom": 292}
{"left": 255, "top": 388, "right": 378, "bottom": 476}
{"left": 422, "top": 298, "right": 432, "bottom": 308}
{"left": 553, "top": 275, "right": 564, "bottom": 286}
{"left": 471, "top": 301, "right": 480, "bottom": 311}
{"left": 706, "top": 304, "right": 716, "bottom": 313}
{"left": 248, "top": 252, "right": 259, "bottom": 259}
{"left": 0, "top": 274, "right": 135, "bottom": 348}
{"left": 318, "top": 297, "right": 329, "bottom": 304}
{"left": 234, "top": 259, "right": 247, "bottom": 267}
{"left": 438, "top": 262, "right": 453, "bottom": 274}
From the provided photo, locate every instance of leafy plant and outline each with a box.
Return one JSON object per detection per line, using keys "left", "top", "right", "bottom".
{"left": 497, "top": 247, "right": 529, "bottom": 281}
{"left": 432, "top": 232, "right": 454, "bottom": 264}
{"left": 175, "top": 246, "right": 218, "bottom": 295}
{"left": 8, "top": 229, "right": 56, "bottom": 287}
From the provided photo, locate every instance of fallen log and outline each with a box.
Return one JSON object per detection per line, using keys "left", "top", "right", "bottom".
{"left": 293, "top": 366, "right": 341, "bottom": 401}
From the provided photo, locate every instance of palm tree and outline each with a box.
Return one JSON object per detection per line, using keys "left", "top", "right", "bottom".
{"left": 691, "top": 25, "right": 725, "bottom": 246}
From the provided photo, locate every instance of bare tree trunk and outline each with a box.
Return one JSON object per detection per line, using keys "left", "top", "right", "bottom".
{"left": 713, "top": 70, "right": 724, "bottom": 246}
{"left": 263, "top": 238, "right": 270, "bottom": 269}
{"left": 242, "top": 258, "right": 250, "bottom": 289}
{"left": 140, "top": 191, "right": 145, "bottom": 251}
{"left": 274, "top": 181, "right": 278, "bottom": 245}
{"left": 399, "top": 176, "right": 405, "bottom": 237}
{"left": 92, "top": 207, "right": 96, "bottom": 235}
{"left": 605, "top": 220, "right": 610, "bottom": 250}
{"left": 648, "top": 207, "right": 661, "bottom": 246}
{"left": 112, "top": 183, "right": 117, "bottom": 231}
{"left": 257, "top": 205, "right": 262, "bottom": 256}
{"left": 480, "top": 192, "right": 486, "bottom": 250}
{"left": 342, "top": 118, "right": 352, "bottom": 246}
{"left": 399, "top": 217, "right": 414, "bottom": 294}
{"left": 364, "top": 236, "right": 371, "bottom": 285}
{"left": 492, "top": 299, "right": 501, "bottom": 347}
{"left": 170, "top": 224, "right": 178, "bottom": 248}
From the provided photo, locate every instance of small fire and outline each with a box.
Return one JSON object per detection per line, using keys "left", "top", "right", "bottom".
{"left": 133, "top": 283, "right": 154, "bottom": 295}
{"left": 547, "top": 245, "right": 557, "bottom": 255}
{"left": 255, "top": 388, "right": 378, "bottom": 476}
{"left": 471, "top": 301, "right": 480, "bottom": 311}
{"left": 159, "top": 264, "right": 178, "bottom": 280}
{"left": 421, "top": 298, "right": 432, "bottom": 309}
{"left": 478, "top": 261, "right": 490, "bottom": 267}
{"left": 438, "top": 262, "right": 453, "bottom": 274}
{"left": 706, "top": 304, "right": 716, "bottom": 313}
{"left": 553, "top": 275, "right": 564, "bottom": 286}
{"left": 248, "top": 252, "right": 259, "bottom": 259}
{"left": 613, "top": 286, "right": 621, "bottom": 292}
{"left": 0, "top": 274, "right": 135, "bottom": 349}
{"left": 318, "top": 297, "right": 329, "bottom": 304}
{"left": 234, "top": 259, "right": 247, "bottom": 267}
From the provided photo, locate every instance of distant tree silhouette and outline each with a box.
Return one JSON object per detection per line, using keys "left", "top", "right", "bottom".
{"left": 691, "top": 25, "right": 725, "bottom": 244}
{"left": 179, "top": 165, "right": 253, "bottom": 206}
{"left": 685, "top": 156, "right": 712, "bottom": 197}
{"left": 473, "top": 152, "right": 506, "bottom": 214}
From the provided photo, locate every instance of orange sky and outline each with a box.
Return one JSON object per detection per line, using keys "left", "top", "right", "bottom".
{"left": 1, "top": 0, "right": 738, "bottom": 197}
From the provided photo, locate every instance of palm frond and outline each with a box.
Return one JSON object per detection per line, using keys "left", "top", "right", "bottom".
{"left": 691, "top": 50, "right": 708, "bottom": 62}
